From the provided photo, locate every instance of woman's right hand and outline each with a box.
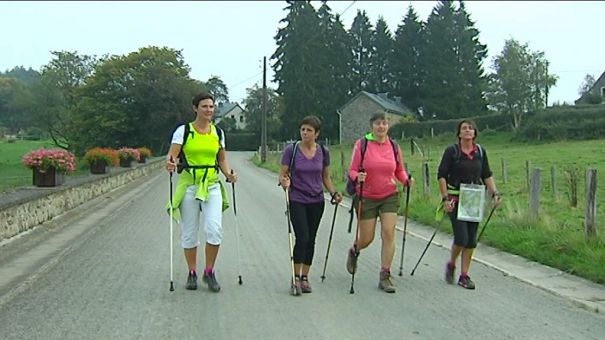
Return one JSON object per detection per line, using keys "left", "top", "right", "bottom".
{"left": 357, "top": 171, "right": 367, "bottom": 183}
{"left": 166, "top": 157, "right": 177, "bottom": 173}
{"left": 279, "top": 175, "right": 290, "bottom": 189}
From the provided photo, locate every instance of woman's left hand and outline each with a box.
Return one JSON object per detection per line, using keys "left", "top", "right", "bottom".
{"left": 330, "top": 192, "right": 343, "bottom": 205}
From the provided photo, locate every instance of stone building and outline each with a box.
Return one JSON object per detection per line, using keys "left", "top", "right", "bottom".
{"left": 337, "top": 91, "right": 414, "bottom": 144}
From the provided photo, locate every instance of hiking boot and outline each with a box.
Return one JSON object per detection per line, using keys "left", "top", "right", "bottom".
{"left": 186, "top": 270, "right": 198, "bottom": 290}
{"left": 378, "top": 270, "right": 396, "bottom": 293}
{"left": 202, "top": 271, "right": 221, "bottom": 292}
{"left": 291, "top": 276, "right": 302, "bottom": 296}
{"left": 445, "top": 262, "right": 456, "bottom": 284}
{"left": 346, "top": 247, "right": 359, "bottom": 274}
{"left": 458, "top": 275, "right": 476, "bottom": 290}
{"left": 300, "top": 275, "right": 312, "bottom": 293}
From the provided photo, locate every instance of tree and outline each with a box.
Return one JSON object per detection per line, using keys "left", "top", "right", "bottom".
{"left": 578, "top": 74, "right": 596, "bottom": 96}
{"left": 74, "top": 46, "right": 201, "bottom": 154}
{"left": 272, "top": 0, "right": 326, "bottom": 139}
{"left": 367, "top": 17, "right": 394, "bottom": 94}
{"left": 349, "top": 10, "right": 374, "bottom": 94}
{"left": 205, "top": 76, "right": 230, "bottom": 104}
{"left": 391, "top": 5, "right": 425, "bottom": 113}
{"left": 242, "top": 85, "right": 284, "bottom": 140}
{"left": 486, "top": 38, "right": 558, "bottom": 128}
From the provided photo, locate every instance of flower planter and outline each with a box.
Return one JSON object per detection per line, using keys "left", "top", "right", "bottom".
{"left": 33, "top": 166, "right": 65, "bottom": 187}
{"left": 119, "top": 158, "right": 132, "bottom": 168}
{"left": 90, "top": 160, "right": 108, "bottom": 174}
{"left": 137, "top": 156, "right": 146, "bottom": 164}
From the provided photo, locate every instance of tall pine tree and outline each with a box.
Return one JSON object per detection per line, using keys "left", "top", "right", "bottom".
{"left": 349, "top": 10, "right": 374, "bottom": 95}
{"left": 367, "top": 17, "right": 394, "bottom": 95}
{"left": 391, "top": 5, "right": 425, "bottom": 114}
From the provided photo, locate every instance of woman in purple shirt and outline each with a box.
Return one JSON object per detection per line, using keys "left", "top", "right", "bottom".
{"left": 279, "top": 115, "right": 343, "bottom": 296}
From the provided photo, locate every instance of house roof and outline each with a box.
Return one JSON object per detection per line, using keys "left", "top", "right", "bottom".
{"left": 575, "top": 70, "right": 605, "bottom": 104}
{"left": 339, "top": 91, "right": 412, "bottom": 115}
{"left": 216, "top": 102, "right": 244, "bottom": 118}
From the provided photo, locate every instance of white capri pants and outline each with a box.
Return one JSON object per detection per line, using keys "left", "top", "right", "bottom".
{"left": 179, "top": 183, "right": 223, "bottom": 248}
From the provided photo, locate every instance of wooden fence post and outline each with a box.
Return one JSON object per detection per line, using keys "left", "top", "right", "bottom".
{"left": 340, "top": 150, "right": 346, "bottom": 182}
{"left": 410, "top": 138, "right": 414, "bottom": 156}
{"left": 501, "top": 157, "right": 507, "bottom": 184}
{"left": 422, "top": 162, "right": 430, "bottom": 196}
{"left": 566, "top": 167, "right": 579, "bottom": 208}
{"left": 585, "top": 168, "right": 597, "bottom": 239}
{"left": 529, "top": 168, "right": 541, "bottom": 221}
{"left": 525, "top": 160, "right": 531, "bottom": 191}
{"left": 551, "top": 165, "right": 558, "bottom": 201}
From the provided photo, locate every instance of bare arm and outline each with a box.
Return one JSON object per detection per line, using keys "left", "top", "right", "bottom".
{"left": 322, "top": 166, "right": 342, "bottom": 203}
{"left": 165, "top": 144, "right": 182, "bottom": 173}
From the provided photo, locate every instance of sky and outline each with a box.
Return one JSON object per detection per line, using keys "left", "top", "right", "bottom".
{"left": 1, "top": 1, "right": 603, "bottom": 106}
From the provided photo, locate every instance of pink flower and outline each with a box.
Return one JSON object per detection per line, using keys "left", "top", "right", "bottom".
{"left": 22, "top": 148, "right": 77, "bottom": 174}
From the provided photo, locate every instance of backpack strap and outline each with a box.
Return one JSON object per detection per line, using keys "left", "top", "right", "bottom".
{"left": 288, "top": 141, "right": 300, "bottom": 177}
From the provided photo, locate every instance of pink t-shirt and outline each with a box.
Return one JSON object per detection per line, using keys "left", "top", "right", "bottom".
{"left": 348, "top": 138, "right": 409, "bottom": 200}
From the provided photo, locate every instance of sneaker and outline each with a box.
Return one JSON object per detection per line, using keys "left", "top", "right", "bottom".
{"left": 186, "top": 270, "right": 198, "bottom": 290}
{"left": 458, "top": 275, "right": 476, "bottom": 290}
{"left": 445, "top": 262, "right": 456, "bottom": 284}
{"left": 346, "top": 247, "right": 359, "bottom": 274}
{"left": 378, "top": 270, "right": 396, "bottom": 293}
{"left": 202, "top": 271, "right": 221, "bottom": 292}
{"left": 300, "top": 275, "right": 312, "bottom": 293}
{"left": 291, "top": 276, "right": 302, "bottom": 296}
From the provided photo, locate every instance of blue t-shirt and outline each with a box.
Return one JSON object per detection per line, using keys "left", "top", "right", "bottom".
{"left": 281, "top": 143, "right": 330, "bottom": 204}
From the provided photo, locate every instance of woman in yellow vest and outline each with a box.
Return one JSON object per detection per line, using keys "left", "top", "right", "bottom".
{"left": 166, "top": 92, "right": 238, "bottom": 292}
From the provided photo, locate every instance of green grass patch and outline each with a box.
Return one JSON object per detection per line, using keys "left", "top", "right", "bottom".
{"left": 0, "top": 139, "right": 88, "bottom": 192}
{"left": 253, "top": 133, "right": 605, "bottom": 284}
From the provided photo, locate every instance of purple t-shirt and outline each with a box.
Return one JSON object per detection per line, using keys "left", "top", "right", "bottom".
{"left": 281, "top": 142, "right": 330, "bottom": 204}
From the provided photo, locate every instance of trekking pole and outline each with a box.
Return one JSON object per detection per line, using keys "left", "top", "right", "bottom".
{"left": 350, "top": 178, "right": 364, "bottom": 294}
{"left": 284, "top": 189, "right": 299, "bottom": 296}
{"left": 410, "top": 207, "right": 445, "bottom": 276}
{"left": 320, "top": 196, "right": 339, "bottom": 282}
{"left": 230, "top": 169, "right": 243, "bottom": 285}
{"left": 476, "top": 205, "right": 497, "bottom": 243}
{"left": 168, "top": 170, "right": 175, "bottom": 292}
{"left": 398, "top": 177, "right": 412, "bottom": 276}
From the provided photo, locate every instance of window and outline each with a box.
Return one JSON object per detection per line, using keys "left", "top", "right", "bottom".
{"left": 239, "top": 116, "right": 244, "bottom": 123}
{"left": 601, "top": 87, "right": 605, "bottom": 98}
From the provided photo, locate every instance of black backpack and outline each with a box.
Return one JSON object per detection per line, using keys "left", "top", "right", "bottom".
{"left": 176, "top": 122, "right": 223, "bottom": 174}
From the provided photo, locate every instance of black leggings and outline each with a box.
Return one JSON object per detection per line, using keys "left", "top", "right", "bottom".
{"left": 449, "top": 206, "right": 479, "bottom": 248}
{"left": 289, "top": 201, "right": 325, "bottom": 265}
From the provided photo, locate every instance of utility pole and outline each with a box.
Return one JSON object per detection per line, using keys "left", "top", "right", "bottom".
{"left": 261, "top": 56, "right": 267, "bottom": 163}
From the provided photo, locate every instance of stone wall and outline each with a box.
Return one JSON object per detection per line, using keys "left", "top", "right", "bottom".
{"left": 0, "top": 159, "right": 163, "bottom": 242}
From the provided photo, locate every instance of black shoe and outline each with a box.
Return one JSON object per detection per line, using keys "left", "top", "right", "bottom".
{"left": 203, "top": 271, "right": 221, "bottom": 292}
{"left": 445, "top": 262, "right": 455, "bottom": 284}
{"left": 458, "top": 275, "right": 476, "bottom": 290}
{"left": 186, "top": 270, "right": 198, "bottom": 290}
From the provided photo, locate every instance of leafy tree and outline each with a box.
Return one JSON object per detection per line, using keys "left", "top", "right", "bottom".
{"left": 349, "top": 10, "right": 374, "bottom": 94}
{"left": 486, "top": 38, "right": 558, "bottom": 128}
{"left": 391, "top": 5, "right": 425, "bottom": 113}
{"left": 205, "top": 75, "right": 230, "bottom": 104}
{"left": 74, "top": 46, "right": 201, "bottom": 154}
{"left": 0, "top": 66, "right": 41, "bottom": 86}
{"left": 578, "top": 74, "right": 596, "bottom": 96}
{"left": 28, "top": 51, "right": 97, "bottom": 150}
{"left": 242, "top": 84, "right": 284, "bottom": 140}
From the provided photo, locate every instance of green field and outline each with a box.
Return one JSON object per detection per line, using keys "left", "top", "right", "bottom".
{"left": 254, "top": 131, "right": 605, "bottom": 284}
{"left": 0, "top": 139, "right": 87, "bottom": 192}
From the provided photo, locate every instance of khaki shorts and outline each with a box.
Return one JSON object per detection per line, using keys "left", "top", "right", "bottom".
{"left": 354, "top": 193, "right": 400, "bottom": 220}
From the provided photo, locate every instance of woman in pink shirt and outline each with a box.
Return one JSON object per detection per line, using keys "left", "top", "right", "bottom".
{"left": 346, "top": 112, "right": 412, "bottom": 293}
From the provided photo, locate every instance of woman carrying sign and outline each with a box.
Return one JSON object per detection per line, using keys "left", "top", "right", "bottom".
{"left": 437, "top": 120, "right": 502, "bottom": 290}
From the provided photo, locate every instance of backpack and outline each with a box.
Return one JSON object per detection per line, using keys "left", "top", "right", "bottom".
{"left": 287, "top": 141, "right": 327, "bottom": 197}
{"left": 176, "top": 122, "right": 223, "bottom": 174}
{"left": 448, "top": 143, "right": 484, "bottom": 187}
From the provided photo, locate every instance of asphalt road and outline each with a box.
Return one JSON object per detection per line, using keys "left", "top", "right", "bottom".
{"left": 0, "top": 151, "right": 604, "bottom": 339}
